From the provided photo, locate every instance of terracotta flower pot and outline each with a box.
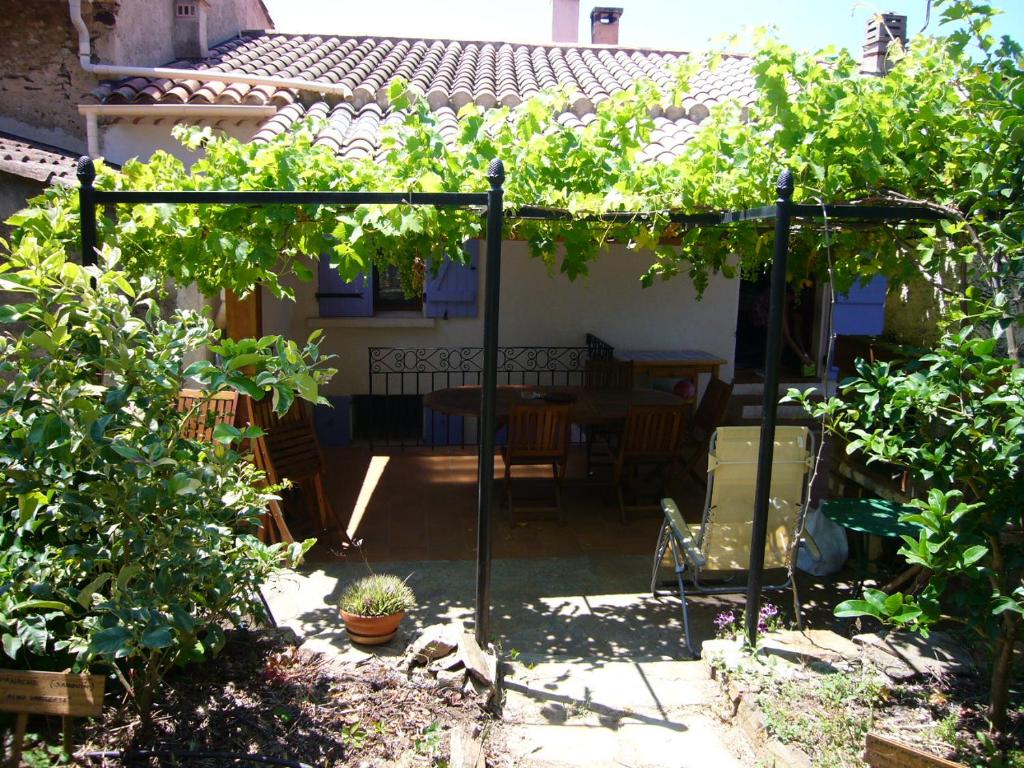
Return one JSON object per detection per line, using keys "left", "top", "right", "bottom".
{"left": 340, "top": 609, "right": 406, "bottom": 645}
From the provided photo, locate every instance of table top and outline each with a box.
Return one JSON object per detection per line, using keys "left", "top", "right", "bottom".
{"left": 822, "top": 498, "right": 921, "bottom": 539}
{"left": 614, "top": 349, "right": 727, "bottom": 365}
{"left": 423, "top": 385, "right": 687, "bottom": 425}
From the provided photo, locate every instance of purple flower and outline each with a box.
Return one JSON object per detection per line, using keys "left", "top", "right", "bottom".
{"left": 714, "top": 611, "right": 737, "bottom": 635}
{"left": 757, "top": 603, "right": 780, "bottom": 633}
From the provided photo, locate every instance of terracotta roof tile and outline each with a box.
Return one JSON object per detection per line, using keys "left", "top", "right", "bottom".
{"left": 0, "top": 132, "right": 82, "bottom": 185}
{"left": 96, "top": 31, "right": 757, "bottom": 162}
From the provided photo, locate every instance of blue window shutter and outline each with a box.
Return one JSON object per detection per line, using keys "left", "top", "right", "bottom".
{"left": 424, "top": 240, "right": 479, "bottom": 319}
{"left": 833, "top": 276, "right": 887, "bottom": 336}
{"left": 318, "top": 258, "right": 373, "bottom": 317}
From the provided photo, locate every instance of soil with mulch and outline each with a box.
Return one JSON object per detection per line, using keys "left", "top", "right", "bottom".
{"left": 70, "top": 628, "right": 500, "bottom": 767}
{"left": 713, "top": 634, "right": 1023, "bottom": 768}
{"left": 753, "top": 667, "right": 1022, "bottom": 767}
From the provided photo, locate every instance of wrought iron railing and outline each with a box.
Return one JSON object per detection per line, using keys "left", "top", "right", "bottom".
{"left": 586, "top": 333, "right": 615, "bottom": 360}
{"left": 365, "top": 344, "right": 594, "bottom": 447}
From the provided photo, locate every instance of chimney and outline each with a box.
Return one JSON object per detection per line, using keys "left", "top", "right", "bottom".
{"left": 861, "top": 12, "right": 907, "bottom": 75}
{"left": 551, "top": 0, "right": 580, "bottom": 44}
{"left": 590, "top": 7, "right": 623, "bottom": 46}
{"left": 173, "top": 0, "right": 209, "bottom": 59}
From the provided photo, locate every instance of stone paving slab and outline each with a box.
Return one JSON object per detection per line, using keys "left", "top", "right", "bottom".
{"left": 505, "top": 658, "right": 715, "bottom": 723}
{"left": 503, "top": 718, "right": 745, "bottom": 768}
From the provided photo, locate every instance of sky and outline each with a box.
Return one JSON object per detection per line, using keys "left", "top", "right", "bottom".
{"left": 261, "top": 0, "right": 1024, "bottom": 54}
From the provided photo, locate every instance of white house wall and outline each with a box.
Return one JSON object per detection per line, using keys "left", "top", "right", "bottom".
{"left": 98, "top": 121, "right": 261, "bottom": 167}
{"left": 263, "top": 241, "right": 740, "bottom": 396}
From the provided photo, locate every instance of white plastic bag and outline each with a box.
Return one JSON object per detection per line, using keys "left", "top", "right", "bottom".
{"left": 797, "top": 504, "right": 849, "bottom": 576}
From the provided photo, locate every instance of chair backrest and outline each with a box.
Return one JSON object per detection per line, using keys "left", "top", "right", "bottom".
{"left": 699, "top": 426, "right": 813, "bottom": 571}
{"left": 242, "top": 396, "right": 322, "bottom": 482}
{"left": 584, "top": 359, "right": 634, "bottom": 391}
{"left": 506, "top": 403, "right": 572, "bottom": 462}
{"left": 176, "top": 389, "right": 239, "bottom": 442}
{"left": 691, "top": 377, "right": 733, "bottom": 435}
{"left": 620, "top": 404, "right": 687, "bottom": 460}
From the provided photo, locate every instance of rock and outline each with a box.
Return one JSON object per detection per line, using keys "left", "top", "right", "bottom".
{"left": 853, "top": 633, "right": 917, "bottom": 681}
{"left": 701, "top": 638, "right": 747, "bottom": 672}
{"left": 406, "top": 623, "right": 461, "bottom": 667}
{"left": 756, "top": 629, "right": 861, "bottom": 667}
{"left": 463, "top": 673, "right": 495, "bottom": 705}
{"left": 880, "top": 631, "right": 976, "bottom": 678}
{"left": 449, "top": 722, "right": 486, "bottom": 768}
{"left": 435, "top": 669, "right": 465, "bottom": 689}
{"left": 430, "top": 653, "right": 466, "bottom": 673}
{"left": 458, "top": 632, "right": 497, "bottom": 687}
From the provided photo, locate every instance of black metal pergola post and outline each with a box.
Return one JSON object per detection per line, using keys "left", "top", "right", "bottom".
{"left": 77, "top": 157, "right": 98, "bottom": 266}
{"left": 744, "top": 170, "right": 794, "bottom": 646}
{"left": 475, "top": 159, "right": 506, "bottom": 644}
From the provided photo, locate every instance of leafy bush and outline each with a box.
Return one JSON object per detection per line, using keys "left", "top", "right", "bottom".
{"left": 339, "top": 575, "right": 416, "bottom": 617}
{"left": 791, "top": 328, "right": 1023, "bottom": 733}
{"left": 0, "top": 238, "right": 334, "bottom": 721}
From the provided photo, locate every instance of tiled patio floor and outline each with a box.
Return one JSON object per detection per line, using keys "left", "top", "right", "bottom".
{"left": 292, "top": 445, "right": 706, "bottom": 563}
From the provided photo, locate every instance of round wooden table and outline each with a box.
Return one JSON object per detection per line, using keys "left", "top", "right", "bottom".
{"left": 423, "top": 385, "right": 688, "bottom": 425}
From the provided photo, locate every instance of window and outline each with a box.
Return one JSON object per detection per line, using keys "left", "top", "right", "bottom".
{"left": 317, "top": 240, "right": 480, "bottom": 319}
{"left": 176, "top": 2, "right": 197, "bottom": 18}
{"left": 374, "top": 265, "right": 422, "bottom": 312}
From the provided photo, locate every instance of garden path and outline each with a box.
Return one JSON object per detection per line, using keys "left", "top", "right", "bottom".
{"left": 264, "top": 555, "right": 752, "bottom": 767}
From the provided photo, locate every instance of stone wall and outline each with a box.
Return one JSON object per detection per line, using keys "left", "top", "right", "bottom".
{"left": 0, "top": 0, "right": 273, "bottom": 154}
{"left": 0, "top": 0, "right": 98, "bottom": 151}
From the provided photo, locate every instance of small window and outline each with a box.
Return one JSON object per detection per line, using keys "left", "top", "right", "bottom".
{"left": 176, "top": 2, "right": 197, "bottom": 18}
{"left": 373, "top": 265, "right": 422, "bottom": 312}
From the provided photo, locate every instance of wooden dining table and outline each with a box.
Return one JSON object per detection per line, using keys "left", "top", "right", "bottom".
{"left": 423, "top": 384, "right": 689, "bottom": 425}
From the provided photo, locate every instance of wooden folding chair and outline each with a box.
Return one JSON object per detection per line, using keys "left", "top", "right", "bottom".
{"left": 175, "top": 388, "right": 294, "bottom": 545}
{"left": 613, "top": 404, "right": 687, "bottom": 523}
{"left": 502, "top": 403, "right": 572, "bottom": 523}
{"left": 176, "top": 389, "right": 239, "bottom": 441}
{"left": 678, "top": 377, "right": 733, "bottom": 486}
{"left": 240, "top": 395, "right": 357, "bottom": 550}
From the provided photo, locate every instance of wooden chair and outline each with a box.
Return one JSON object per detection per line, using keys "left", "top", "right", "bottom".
{"left": 678, "top": 377, "right": 734, "bottom": 486}
{"left": 174, "top": 389, "right": 294, "bottom": 545}
{"left": 502, "top": 403, "right": 572, "bottom": 522}
{"left": 613, "top": 404, "right": 687, "bottom": 523}
{"left": 176, "top": 389, "right": 239, "bottom": 441}
{"left": 240, "top": 395, "right": 358, "bottom": 550}
{"left": 584, "top": 358, "right": 634, "bottom": 390}
{"left": 584, "top": 359, "right": 634, "bottom": 474}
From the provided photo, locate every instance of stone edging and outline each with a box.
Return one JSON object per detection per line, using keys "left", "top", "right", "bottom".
{"left": 705, "top": 657, "right": 814, "bottom": 768}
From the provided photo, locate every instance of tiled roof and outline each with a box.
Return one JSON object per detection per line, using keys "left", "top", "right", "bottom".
{"left": 92, "top": 31, "right": 758, "bottom": 162}
{"left": 0, "top": 132, "right": 81, "bottom": 185}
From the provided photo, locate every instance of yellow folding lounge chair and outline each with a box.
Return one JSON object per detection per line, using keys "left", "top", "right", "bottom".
{"left": 651, "top": 426, "right": 820, "bottom": 656}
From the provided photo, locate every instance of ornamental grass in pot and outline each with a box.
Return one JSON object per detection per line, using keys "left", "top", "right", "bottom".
{"left": 338, "top": 574, "right": 416, "bottom": 645}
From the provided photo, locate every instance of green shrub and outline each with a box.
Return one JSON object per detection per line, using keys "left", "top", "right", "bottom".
{"left": 791, "top": 328, "right": 1023, "bottom": 735}
{"left": 0, "top": 239, "right": 334, "bottom": 722}
{"left": 339, "top": 574, "right": 416, "bottom": 617}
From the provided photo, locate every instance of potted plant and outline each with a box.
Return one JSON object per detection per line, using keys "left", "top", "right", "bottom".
{"left": 338, "top": 574, "right": 416, "bottom": 645}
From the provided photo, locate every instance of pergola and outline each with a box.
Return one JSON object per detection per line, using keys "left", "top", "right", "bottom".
{"left": 76, "top": 155, "right": 945, "bottom": 649}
